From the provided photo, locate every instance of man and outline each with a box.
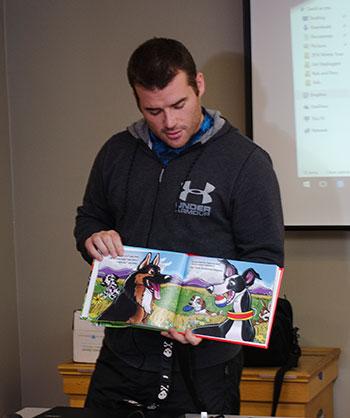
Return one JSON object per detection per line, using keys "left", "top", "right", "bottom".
{"left": 74, "top": 37, "right": 284, "bottom": 417}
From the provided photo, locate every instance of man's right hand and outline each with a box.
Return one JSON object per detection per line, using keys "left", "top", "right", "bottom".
{"left": 85, "top": 230, "right": 124, "bottom": 261}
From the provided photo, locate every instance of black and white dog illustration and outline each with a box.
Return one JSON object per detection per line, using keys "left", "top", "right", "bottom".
{"left": 192, "top": 260, "right": 261, "bottom": 341}
{"left": 101, "top": 274, "right": 121, "bottom": 300}
{"left": 98, "top": 253, "right": 171, "bottom": 324}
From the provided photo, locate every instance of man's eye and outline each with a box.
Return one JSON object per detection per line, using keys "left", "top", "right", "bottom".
{"left": 149, "top": 110, "right": 161, "bottom": 116}
{"left": 174, "top": 102, "right": 185, "bottom": 110}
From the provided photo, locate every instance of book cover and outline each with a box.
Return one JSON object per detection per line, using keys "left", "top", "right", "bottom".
{"left": 81, "top": 246, "right": 283, "bottom": 348}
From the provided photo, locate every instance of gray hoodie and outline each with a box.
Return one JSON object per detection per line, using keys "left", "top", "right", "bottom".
{"left": 75, "top": 109, "right": 284, "bottom": 371}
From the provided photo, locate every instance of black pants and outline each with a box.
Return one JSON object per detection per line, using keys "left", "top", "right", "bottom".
{"left": 85, "top": 343, "right": 243, "bottom": 417}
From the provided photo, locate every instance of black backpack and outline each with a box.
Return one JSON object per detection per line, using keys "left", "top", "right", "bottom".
{"left": 243, "top": 297, "right": 301, "bottom": 416}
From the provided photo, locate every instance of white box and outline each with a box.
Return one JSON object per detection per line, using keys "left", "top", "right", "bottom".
{"left": 73, "top": 310, "right": 104, "bottom": 363}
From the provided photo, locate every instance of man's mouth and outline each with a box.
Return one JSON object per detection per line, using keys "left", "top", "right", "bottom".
{"left": 165, "top": 130, "right": 182, "bottom": 140}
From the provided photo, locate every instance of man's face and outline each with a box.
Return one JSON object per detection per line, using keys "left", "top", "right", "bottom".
{"left": 135, "top": 70, "right": 205, "bottom": 149}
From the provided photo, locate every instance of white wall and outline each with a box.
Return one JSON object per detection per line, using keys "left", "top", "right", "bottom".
{"left": 4, "top": 0, "right": 244, "bottom": 408}
{"left": 2, "top": 1, "right": 350, "bottom": 417}
{"left": 283, "top": 230, "right": 350, "bottom": 418}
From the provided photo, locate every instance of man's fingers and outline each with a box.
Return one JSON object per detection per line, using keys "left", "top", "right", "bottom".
{"left": 161, "top": 329, "right": 188, "bottom": 344}
{"left": 85, "top": 238, "right": 104, "bottom": 261}
{"left": 90, "top": 235, "right": 110, "bottom": 256}
{"left": 161, "top": 328, "right": 202, "bottom": 346}
{"left": 108, "top": 230, "right": 124, "bottom": 256}
{"left": 184, "top": 329, "right": 202, "bottom": 346}
{"left": 85, "top": 230, "right": 124, "bottom": 260}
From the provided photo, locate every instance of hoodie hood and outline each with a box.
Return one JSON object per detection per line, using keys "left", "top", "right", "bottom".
{"left": 127, "top": 108, "right": 226, "bottom": 149}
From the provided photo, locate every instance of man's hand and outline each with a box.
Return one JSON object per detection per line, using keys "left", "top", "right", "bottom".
{"left": 85, "top": 230, "right": 124, "bottom": 261}
{"left": 161, "top": 328, "right": 202, "bottom": 346}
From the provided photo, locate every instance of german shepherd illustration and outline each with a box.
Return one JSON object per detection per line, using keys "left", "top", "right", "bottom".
{"left": 98, "top": 252, "right": 171, "bottom": 324}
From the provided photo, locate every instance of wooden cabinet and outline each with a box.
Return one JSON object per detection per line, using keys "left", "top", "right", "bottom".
{"left": 240, "top": 347, "right": 339, "bottom": 417}
{"left": 58, "top": 347, "right": 340, "bottom": 417}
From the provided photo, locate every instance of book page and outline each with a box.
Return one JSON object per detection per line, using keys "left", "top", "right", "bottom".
{"left": 82, "top": 246, "right": 188, "bottom": 330}
{"left": 174, "top": 255, "right": 282, "bottom": 347}
{"left": 173, "top": 257, "right": 226, "bottom": 331}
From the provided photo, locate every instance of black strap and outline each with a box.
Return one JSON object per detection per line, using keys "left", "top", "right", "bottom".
{"left": 271, "top": 352, "right": 300, "bottom": 416}
{"left": 271, "top": 364, "right": 287, "bottom": 416}
{"left": 175, "top": 343, "right": 207, "bottom": 412}
{"left": 270, "top": 324, "right": 301, "bottom": 416}
{"left": 145, "top": 339, "right": 174, "bottom": 411}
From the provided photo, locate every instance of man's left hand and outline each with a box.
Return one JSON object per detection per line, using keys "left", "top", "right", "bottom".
{"left": 161, "top": 328, "right": 202, "bottom": 346}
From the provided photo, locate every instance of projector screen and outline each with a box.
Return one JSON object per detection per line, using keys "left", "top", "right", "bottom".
{"left": 245, "top": 0, "right": 350, "bottom": 227}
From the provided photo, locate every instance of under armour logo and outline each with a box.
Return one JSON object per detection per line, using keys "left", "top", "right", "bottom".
{"left": 179, "top": 181, "right": 215, "bottom": 204}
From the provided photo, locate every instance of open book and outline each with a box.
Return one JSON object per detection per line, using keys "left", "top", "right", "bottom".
{"left": 81, "top": 246, "right": 283, "bottom": 348}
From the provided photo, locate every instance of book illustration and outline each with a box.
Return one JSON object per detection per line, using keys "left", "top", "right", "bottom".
{"left": 100, "top": 273, "right": 122, "bottom": 300}
{"left": 253, "top": 299, "right": 271, "bottom": 326}
{"left": 191, "top": 260, "right": 261, "bottom": 342}
{"left": 170, "top": 257, "right": 280, "bottom": 347}
{"left": 182, "top": 295, "right": 218, "bottom": 316}
{"left": 81, "top": 246, "right": 283, "bottom": 347}
{"left": 97, "top": 253, "right": 171, "bottom": 324}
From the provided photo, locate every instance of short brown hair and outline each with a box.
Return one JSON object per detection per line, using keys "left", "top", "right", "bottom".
{"left": 127, "top": 37, "right": 199, "bottom": 97}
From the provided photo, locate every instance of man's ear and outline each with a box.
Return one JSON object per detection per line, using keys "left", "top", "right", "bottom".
{"left": 196, "top": 72, "right": 206, "bottom": 97}
{"left": 132, "top": 88, "right": 141, "bottom": 111}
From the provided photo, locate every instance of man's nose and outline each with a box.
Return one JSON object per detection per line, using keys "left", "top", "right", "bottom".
{"left": 163, "top": 109, "right": 176, "bottom": 129}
